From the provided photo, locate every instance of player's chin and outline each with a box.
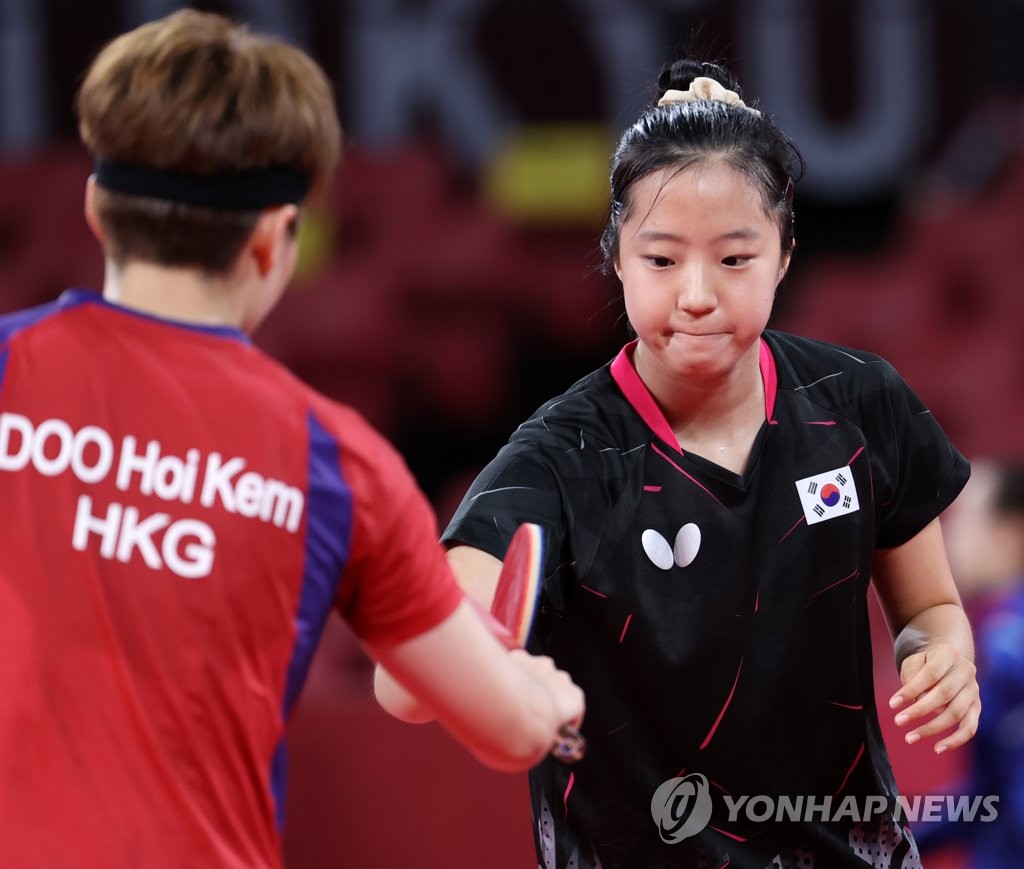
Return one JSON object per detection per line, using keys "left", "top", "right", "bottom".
{"left": 681, "top": 348, "right": 748, "bottom": 379}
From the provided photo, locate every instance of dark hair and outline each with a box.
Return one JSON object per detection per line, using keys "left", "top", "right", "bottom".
{"left": 77, "top": 9, "right": 341, "bottom": 273}
{"left": 600, "top": 58, "right": 804, "bottom": 271}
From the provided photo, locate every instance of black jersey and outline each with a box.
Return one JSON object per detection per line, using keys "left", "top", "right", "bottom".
{"left": 443, "top": 332, "right": 969, "bottom": 869}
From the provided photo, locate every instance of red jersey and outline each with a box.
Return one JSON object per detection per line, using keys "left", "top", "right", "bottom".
{"left": 0, "top": 289, "right": 462, "bottom": 867}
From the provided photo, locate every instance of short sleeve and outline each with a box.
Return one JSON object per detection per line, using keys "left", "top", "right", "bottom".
{"left": 332, "top": 416, "right": 463, "bottom": 647}
{"left": 870, "top": 362, "right": 970, "bottom": 548}
{"left": 443, "top": 441, "right": 566, "bottom": 573}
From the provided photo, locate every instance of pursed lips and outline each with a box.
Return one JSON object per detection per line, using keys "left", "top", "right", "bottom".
{"left": 667, "top": 329, "right": 728, "bottom": 338}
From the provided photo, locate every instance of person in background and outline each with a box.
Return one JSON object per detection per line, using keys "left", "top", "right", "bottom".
{"left": 916, "top": 458, "right": 1024, "bottom": 867}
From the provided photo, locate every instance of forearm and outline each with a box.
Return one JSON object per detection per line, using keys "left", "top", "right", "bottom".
{"left": 374, "top": 657, "right": 558, "bottom": 766}
{"left": 370, "top": 602, "right": 582, "bottom": 771}
{"left": 892, "top": 602, "right": 974, "bottom": 672}
{"left": 374, "top": 547, "right": 505, "bottom": 726}
{"left": 874, "top": 520, "right": 980, "bottom": 752}
{"left": 373, "top": 663, "right": 435, "bottom": 724}
{"left": 422, "top": 648, "right": 573, "bottom": 771}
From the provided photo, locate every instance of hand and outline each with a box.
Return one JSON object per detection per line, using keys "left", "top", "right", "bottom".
{"left": 889, "top": 643, "right": 980, "bottom": 754}
{"left": 508, "top": 648, "right": 586, "bottom": 737}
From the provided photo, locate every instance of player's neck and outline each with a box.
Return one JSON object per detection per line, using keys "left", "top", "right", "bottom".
{"left": 636, "top": 343, "right": 766, "bottom": 472}
{"left": 638, "top": 344, "right": 763, "bottom": 427}
{"left": 673, "top": 395, "right": 765, "bottom": 474}
{"left": 101, "top": 258, "right": 249, "bottom": 329}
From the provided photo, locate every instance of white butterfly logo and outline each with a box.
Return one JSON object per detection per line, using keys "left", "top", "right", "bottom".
{"left": 641, "top": 523, "right": 701, "bottom": 570}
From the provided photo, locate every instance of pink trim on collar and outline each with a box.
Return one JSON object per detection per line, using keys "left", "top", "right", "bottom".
{"left": 610, "top": 341, "right": 679, "bottom": 451}
{"left": 760, "top": 337, "right": 778, "bottom": 421}
{"left": 609, "top": 338, "right": 778, "bottom": 455}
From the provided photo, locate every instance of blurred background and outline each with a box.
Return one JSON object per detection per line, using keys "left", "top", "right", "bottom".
{"left": 2, "top": 0, "right": 1022, "bottom": 866}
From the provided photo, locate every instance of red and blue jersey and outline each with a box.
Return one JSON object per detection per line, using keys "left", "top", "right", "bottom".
{"left": 0, "top": 289, "right": 462, "bottom": 868}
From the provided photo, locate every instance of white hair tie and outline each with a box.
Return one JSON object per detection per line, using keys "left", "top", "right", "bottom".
{"left": 657, "top": 76, "right": 762, "bottom": 118}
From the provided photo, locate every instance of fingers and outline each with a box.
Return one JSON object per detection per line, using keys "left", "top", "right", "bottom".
{"left": 890, "top": 645, "right": 958, "bottom": 710}
{"left": 549, "top": 666, "right": 586, "bottom": 730}
{"left": 511, "top": 650, "right": 587, "bottom": 762}
{"left": 933, "top": 699, "right": 981, "bottom": 753}
{"left": 510, "top": 650, "right": 586, "bottom": 731}
{"left": 899, "top": 691, "right": 981, "bottom": 752}
{"left": 890, "top": 646, "right": 980, "bottom": 753}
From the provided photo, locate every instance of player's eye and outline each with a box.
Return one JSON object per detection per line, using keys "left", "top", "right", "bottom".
{"left": 646, "top": 255, "right": 674, "bottom": 268}
{"left": 721, "top": 255, "right": 753, "bottom": 267}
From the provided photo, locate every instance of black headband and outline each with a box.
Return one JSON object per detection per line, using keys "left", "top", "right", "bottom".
{"left": 93, "top": 159, "right": 311, "bottom": 210}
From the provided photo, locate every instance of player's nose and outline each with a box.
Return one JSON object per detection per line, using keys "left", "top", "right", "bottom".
{"left": 675, "top": 261, "right": 716, "bottom": 315}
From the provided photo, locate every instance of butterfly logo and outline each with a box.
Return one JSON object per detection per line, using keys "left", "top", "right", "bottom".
{"left": 641, "top": 523, "right": 701, "bottom": 570}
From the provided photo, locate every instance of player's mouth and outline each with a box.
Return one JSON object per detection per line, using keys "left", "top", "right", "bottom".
{"left": 667, "top": 329, "right": 728, "bottom": 338}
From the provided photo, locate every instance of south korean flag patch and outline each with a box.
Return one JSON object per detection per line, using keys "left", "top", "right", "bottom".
{"left": 795, "top": 466, "right": 860, "bottom": 525}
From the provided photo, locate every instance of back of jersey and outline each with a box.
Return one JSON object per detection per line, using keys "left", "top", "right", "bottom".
{"left": 0, "top": 290, "right": 350, "bottom": 868}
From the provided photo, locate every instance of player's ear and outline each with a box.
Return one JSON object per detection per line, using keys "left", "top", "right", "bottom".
{"left": 250, "top": 204, "right": 300, "bottom": 277}
{"left": 778, "top": 242, "right": 795, "bottom": 283}
{"left": 83, "top": 176, "right": 108, "bottom": 246}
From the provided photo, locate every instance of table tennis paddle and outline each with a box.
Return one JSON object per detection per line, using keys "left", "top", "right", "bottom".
{"left": 476, "top": 523, "right": 586, "bottom": 763}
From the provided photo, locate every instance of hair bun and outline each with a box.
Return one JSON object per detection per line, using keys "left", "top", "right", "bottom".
{"left": 657, "top": 59, "right": 743, "bottom": 103}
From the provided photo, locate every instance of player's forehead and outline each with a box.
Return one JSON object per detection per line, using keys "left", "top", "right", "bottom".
{"left": 621, "top": 162, "right": 774, "bottom": 242}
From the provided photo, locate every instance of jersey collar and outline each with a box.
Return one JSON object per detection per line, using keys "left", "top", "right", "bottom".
{"left": 58, "top": 289, "right": 252, "bottom": 343}
{"left": 609, "top": 336, "right": 778, "bottom": 455}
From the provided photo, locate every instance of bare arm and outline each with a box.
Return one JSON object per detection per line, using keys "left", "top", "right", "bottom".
{"left": 373, "top": 545, "right": 504, "bottom": 722}
{"left": 872, "top": 517, "right": 979, "bottom": 754}
{"left": 371, "top": 546, "right": 582, "bottom": 770}
{"left": 446, "top": 544, "right": 504, "bottom": 607}
{"left": 368, "top": 594, "right": 582, "bottom": 771}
